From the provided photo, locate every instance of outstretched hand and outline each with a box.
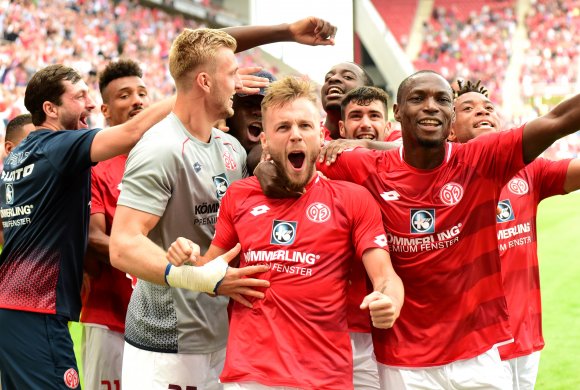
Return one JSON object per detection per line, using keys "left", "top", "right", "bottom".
{"left": 254, "top": 160, "right": 303, "bottom": 198}
{"left": 216, "top": 243, "right": 271, "bottom": 308}
{"left": 360, "top": 291, "right": 399, "bottom": 329}
{"left": 289, "top": 17, "right": 337, "bottom": 46}
{"left": 319, "top": 139, "right": 367, "bottom": 166}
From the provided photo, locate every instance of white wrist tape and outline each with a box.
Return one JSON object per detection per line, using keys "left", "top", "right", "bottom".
{"left": 165, "top": 256, "right": 229, "bottom": 293}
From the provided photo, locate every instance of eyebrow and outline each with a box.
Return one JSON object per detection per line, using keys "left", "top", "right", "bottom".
{"left": 458, "top": 99, "right": 493, "bottom": 106}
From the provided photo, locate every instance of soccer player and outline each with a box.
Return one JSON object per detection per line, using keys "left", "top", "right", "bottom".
{"left": 79, "top": 59, "right": 150, "bottom": 390}
{"left": 3, "top": 114, "right": 35, "bottom": 156}
{"left": 226, "top": 69, "right": 276, "bottom": 153}
{"left": 256, "top": 69, "right": 580, "bottom": 389}
{"left": 321, "top": 62, "right": 375, "bottom": 140}
{"left": 0, "top": 114, "right": 35, "bottom": 248}
{"left": 109, "top": 17, "right": 338, "bottom": 390}
{"left": 166, "top": 76, "right": 404, "bottom": 390}
{"left": 0, "top": 63, "right": 173, "bottom": 389}
{"left": 338, "top": 86, "right": 390, "bottom": 390}
{"left": 448, "top": 79, "right": 580, "bottom": 390}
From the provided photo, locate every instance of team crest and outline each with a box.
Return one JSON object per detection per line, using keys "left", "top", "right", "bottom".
{"left": 439, "top": 182, "right": 463, "bottom": 205}
{"left": 306, "top": 202, "right": 331, "bottom": 223}
{"left": 212, "top": 173, "right": 229, "bottom": 200}
{"left": 271, "top": 220, "right": 297, "bottom": 245}
{"left": 496, "top": 199, "right": 515, "bottom": 223}
{"left": 508, "top": 178, "right": 529, "bottom": 195}
{"left": 63, "top": 368, "right": 79, "bottom": 389}
{"left": 410, "top": 209, "right": 435, "bottom": 234}
{"left": 5, "top": 183, "right": 14, "bottom": 205}
{"left": 223, "top": 151, "right": 237, "bottom": 171}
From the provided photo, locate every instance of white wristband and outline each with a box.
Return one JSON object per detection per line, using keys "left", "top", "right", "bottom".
{"left": 165, "top": 256, "right": 229, "bottom": 293}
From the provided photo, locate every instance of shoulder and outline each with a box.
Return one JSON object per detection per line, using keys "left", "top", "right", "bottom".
{"left": 212, "top": 129, "right": 246, "bottom": 155}
{"left": 227, "top": 176, "right": 261, "bottom": 194}
{"left": 321, "top": 177, "right": 374, "bottom": 197}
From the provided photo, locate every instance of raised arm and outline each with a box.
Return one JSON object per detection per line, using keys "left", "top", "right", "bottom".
{"left": 359, "top": 248, "right": 404, "bottom": 329}
{"left": 564, "top": 158, "right": 580, "bottom": 193}
{"left": 224, "top": 16, "right": 337, "bottom": 53}
{"left": 523, "top": 95, "right": 580, "bottom": 163}
{"left": 90, "top": 96, "right": 175, "bottom": 163}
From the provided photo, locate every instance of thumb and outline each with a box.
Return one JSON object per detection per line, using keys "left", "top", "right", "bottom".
{"left": 221, "top": 243, "right": 241, "bottom": 264}
{"left": 360, "top": 291, "right": 381, "bottom": 310}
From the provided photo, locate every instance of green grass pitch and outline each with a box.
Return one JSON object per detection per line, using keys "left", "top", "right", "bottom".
{"left": 68, "top": 193, "right": 580, "bottom": 388}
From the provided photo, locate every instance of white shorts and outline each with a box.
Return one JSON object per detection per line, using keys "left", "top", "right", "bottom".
{"left": 223, "top": 382, "right": 300, "bottom": 390}
{"left": 122, "top": 342, "right": 226, "bottom": 390}
{"left": 82, "top": 324, "right": 124, "bottom": 390}
{"left": 350, "top": 332, "right": 380, "bottom": 390}
{"left": 503, "top": 351, "right": 541, "bottom": 390}
{"left": 378, "top": 347, "right": 513, "bottom": 389}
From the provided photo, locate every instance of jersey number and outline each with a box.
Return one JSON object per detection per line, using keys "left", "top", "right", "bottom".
{"left": 101, "top": 380, "right": 120, "bottom": 390}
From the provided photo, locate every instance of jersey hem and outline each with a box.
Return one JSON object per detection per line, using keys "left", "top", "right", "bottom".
{"left": 0, "top": 305, "right": 56, "bottom": 315}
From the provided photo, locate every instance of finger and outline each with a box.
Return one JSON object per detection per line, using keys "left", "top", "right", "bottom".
{"left": 230, "top": 293, "right": 253, "bottom": 309}
{"left": 236, "top": 86, "right": 261, "bottom": 95}
{"left": 236, "top": 264, "right": 270, "bottom": 278}
{"left": 237, "top": 66, "right": 263, "bottom": 75}
{"left": 176, "top": 237, "right": 193, "bottom": 255}
{"left": 221, "top": 243, "right": 241, "bottom": 263}
{"left": 232, "top": 286, "right": 266, "bottom": 299}
{"left": 360, "top": 291, "right": 382, "bottom": 309}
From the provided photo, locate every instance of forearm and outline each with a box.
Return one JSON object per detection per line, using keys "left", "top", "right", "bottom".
{"left": 109, "top": 232, "right": 168, "bottom": 285}
{"left": 88, "top": 231, "right": 111, "bottom": 263}
{"left": 224, "top": 24, "right": 293, "bottom": 53}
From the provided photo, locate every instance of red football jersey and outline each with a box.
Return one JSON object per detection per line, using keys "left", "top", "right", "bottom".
{"left": 385, "top": 129, "right": 402, "bottom": 142}
{"left": 496, "top": 158, "right": 570, "bottom": 360}
{"left": 319, "top": 127, "right": 527, "bottom": 367}
{"left": 213, "top": 176, "right": 389, "bottom": 389}
{"left": 321, "top": 121, "right": 334, "bottom": 141}
{"left": 80, "top": 155, "right": 133, "bottom": 333}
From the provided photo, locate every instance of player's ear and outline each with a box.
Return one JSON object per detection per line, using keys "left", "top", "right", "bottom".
{"left": 447, "top": 126, "right": 457, "bottom": 142}
{"left": 393, "top": 103, "right": 401, "bottom": 122}
{"left": 43, "top": 101, "right": 59, "bottom": 120}
{"left": 101, "top": 104, "right": 110, "bottom": 120}
{"left": 338, "top": 120, "right": 346, "bottom": 138}
{"left": 260, "top": 131, "right": 267, "bottom": 148}
{"left": 196, "top": 72, "right": 211, "bottom": 92}
{"left": 4, "top": 140, "right": 15, "bottom": 155}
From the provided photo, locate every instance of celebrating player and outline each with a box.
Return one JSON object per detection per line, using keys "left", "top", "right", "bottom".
{"left": 167, "top": 76, "right": 404, "bottom": 390}
{"left": 448, "top": 79, "right": 580, "bottom": 389}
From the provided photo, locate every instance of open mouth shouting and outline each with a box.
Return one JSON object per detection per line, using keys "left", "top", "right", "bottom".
{"left": 325, "top": 86, "right": 344, "bottom": 99}
{"left": 287, "top": 150, "right": 306, "bottom": 171}
{"left": 247, "top": 121, "right": 263, "bottom": 143}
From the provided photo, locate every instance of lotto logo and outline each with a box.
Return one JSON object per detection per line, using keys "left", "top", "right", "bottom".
{"left": 250, "top": 205, "right": 270, "bottom": 216}
{"left": 439, "top": 182, "right": 463, "bottom": 205}
{"left": 212, "top": 173, "right": 229, "bottom": 199}
{"left": 374, "top": 234, "right": 388, "bottom": 247}
{"left": 270, "top": 220, "right": 297, "bottom": 245}
{"left": 410, "top": 209, "right": 435, "bottom": 234}
{"left": 306, "top": 202, "right": 331, "bottom": 223}
{"left": 496, "top": 199, "right": 515, "bottom": 223}
{"left": 63, "top": 368, "right": 79, "bottom": 389}
{"left": 381, "top": 190, "right": 400, "bottom": 201}
{"left": 508, "top": 178, "right": 529, "bottom": 195}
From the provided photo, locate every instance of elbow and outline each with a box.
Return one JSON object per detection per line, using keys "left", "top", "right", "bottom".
{"left": 108, "top": 235, "right": 126, "bottom": 272}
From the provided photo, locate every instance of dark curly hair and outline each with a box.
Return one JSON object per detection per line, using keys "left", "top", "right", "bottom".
{"left": 98, "top": 59, "right": 143, "bottom": 102}
{"left": 454, "top": 79, "right": 488, "bottom": 98}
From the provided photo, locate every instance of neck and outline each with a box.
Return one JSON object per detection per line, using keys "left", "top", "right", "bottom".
{"left": 173, "top": 91, "right": 215, "bottom": 142}
{"left": 402, "top": 143, "right": 446, "bottom": 169}
{"left": 323, "top": 108, "right": 342, "bottom": 139}
{"left": 38, "top": 120, "right": 63, "bottom": 131}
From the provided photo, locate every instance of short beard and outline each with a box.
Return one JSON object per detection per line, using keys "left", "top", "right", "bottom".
{"left": 270, "top": 153, "right": 316, "bottom": 193}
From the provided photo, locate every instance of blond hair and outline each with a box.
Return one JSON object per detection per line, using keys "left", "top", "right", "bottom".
{"left": 169, "top": 28, "right": 237, "bottom": 87}
{"left": 261, "top": 76, "right": 318, "bottom": 113}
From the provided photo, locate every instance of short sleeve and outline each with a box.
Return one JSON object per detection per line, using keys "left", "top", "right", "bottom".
{"left": 90, "top": 166, "right": 105, "bottom": 215}
{"left": 44, "top": 129, "right": 98, "bottom": 174}
{"left": 117, "top": 137, "right": 178, "bottom": 216}
{"left": 347, "top": 184, "right": 389, "bottom": 260}
{"left": 211, "top": 185, "right": 239, "bottom": 250}
{"left": 534, "top": 158, "right": 572, "bottom": 199}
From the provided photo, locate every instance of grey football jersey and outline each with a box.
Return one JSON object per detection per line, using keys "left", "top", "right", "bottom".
{"left": 118, "top": 113, "right": 247, "bottom": 353}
